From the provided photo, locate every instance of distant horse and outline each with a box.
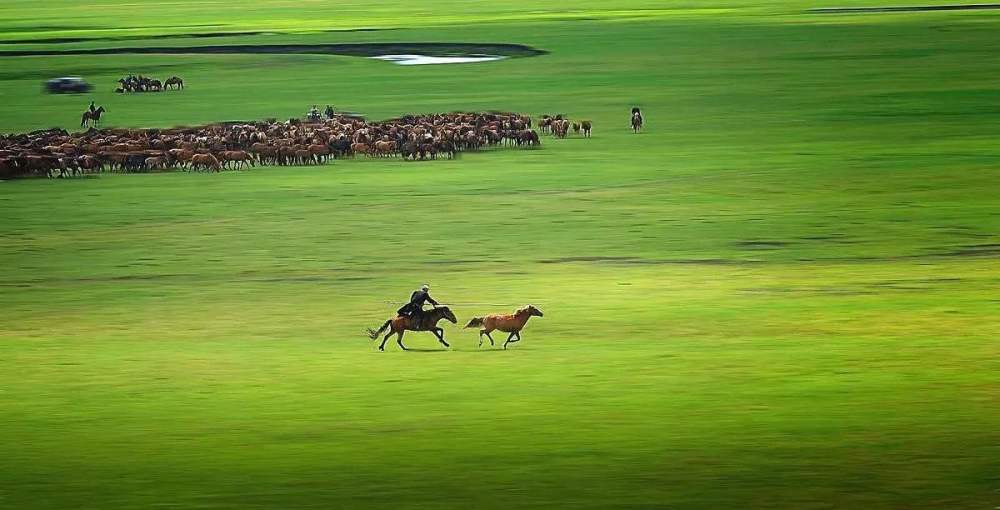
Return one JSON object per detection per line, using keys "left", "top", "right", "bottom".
{"left": 581, "top": 120, "right": 592, "bottom": 137}
{"left": 465, "top": 305, "right": 544, "bottom": 349}
{"left": 631, "top": 108, "right": 643, "bottom": 133}
{"left": 539, "top": 115, "right": 552, "bottom": 134}
{"left": 164, "top": 76, "right": 184, "bottom": 90}
{"left": 81, "top": 106, "right": 105, "bottom": 127}
{"left": 367, "top": 306, "right": 458, "bottom": 351}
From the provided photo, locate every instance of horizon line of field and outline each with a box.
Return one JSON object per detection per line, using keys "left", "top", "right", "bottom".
{"left": 0, "top": 42, "right": 546, "bottom": 59}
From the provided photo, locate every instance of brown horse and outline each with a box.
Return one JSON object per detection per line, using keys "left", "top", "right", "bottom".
{"left": 367, "top": 306, "right": 458, "bottom": 351}
{"left": 81, "top": 106, "right": 105, "bottom": 128}
{"left": 465, "top": 305, "right": 544, "bottom": 350}
{"left": 190, "top": 153, "right": 221, "bottom": 172}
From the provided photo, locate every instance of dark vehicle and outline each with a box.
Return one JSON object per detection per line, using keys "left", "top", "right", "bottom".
{"left": 45, "top": 77, "right": 92, "bottom": 94}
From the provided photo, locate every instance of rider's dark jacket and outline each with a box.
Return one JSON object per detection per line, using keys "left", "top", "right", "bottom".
{"left": 398, "top": 290, "right": 438, "bottom": 316}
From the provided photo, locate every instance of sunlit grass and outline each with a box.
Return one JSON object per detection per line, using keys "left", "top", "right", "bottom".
{"left": 1, "top": 2, "right": 999, "bottom": 509}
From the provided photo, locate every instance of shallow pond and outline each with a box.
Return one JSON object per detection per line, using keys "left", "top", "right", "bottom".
{"left": 370, "top": 54, "right": 506, "bottom": 65}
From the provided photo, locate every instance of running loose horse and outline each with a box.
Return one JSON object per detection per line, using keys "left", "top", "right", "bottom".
{"left": 465, "top": 305, "right": 544, "bottom": 349}
{"left": 367, "top": 306, "right": 458, "bottom": 351}
{"left": 81, "top": 106, "right": 105, "bottom": 128}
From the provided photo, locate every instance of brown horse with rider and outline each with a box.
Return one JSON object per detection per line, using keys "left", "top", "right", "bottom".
{"left": 367, "top": 284, "right": 457, "bottom": 351}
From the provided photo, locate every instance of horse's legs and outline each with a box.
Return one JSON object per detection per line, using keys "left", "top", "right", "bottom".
{"left": 503, "top": 331, "right": 520, "bottom": 350}
{"left": 379, "top": 332, "right": 392, "bottom": 352}
{"left": 483, "top": 330, "right": 495, "bottom": 346}
{"left": 432, "top": 328, "right": 449, "bottom": 348}
{"left": 396, "top": 332, "right": 407, "bottom": 350}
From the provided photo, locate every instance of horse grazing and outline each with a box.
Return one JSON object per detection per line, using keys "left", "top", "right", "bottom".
{"left": 367, "top": 306, "right": 458, "bottom": 351}
{"left": 81, "top": 106, "right": 106, "bottom": 128}
{"left": 465, "top": 305, "right": 544, "bottom": 350}
{"left": 164, "top": 76, "right": 184, "bottom": 90}
{"left": 190, "top": 153, "right": 221, "bottom": 172}
{"left": 631, "top": 110, "right": 643, "bottom": 133}
{"left": 518, "top": 129, "right": 540, "bottom": 147}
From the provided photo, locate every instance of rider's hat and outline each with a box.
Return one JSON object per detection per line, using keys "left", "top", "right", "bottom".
{"left": 421, "top": 284, "right": 430, "bottom": 290}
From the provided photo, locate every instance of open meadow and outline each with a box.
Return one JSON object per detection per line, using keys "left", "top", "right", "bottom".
{"left": 1, "top": 1, "right": 998, "bottom": 509}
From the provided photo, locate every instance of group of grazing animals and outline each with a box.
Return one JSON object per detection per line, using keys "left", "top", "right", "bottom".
{"left": 0, "top": 112, "right": 540, "bottom": 179}
{"left": 115, "top": 75, "right": 184, "bottom": 93}
{"left": 538, "top": 114, "right": 592, "bottom": 138}
{"left": 367, "top": 305, "right": 544, "bottom": 351}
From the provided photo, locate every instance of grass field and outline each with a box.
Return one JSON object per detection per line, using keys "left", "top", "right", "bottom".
{"left": 1, "top": 1, "right": 999, "bottom": 509}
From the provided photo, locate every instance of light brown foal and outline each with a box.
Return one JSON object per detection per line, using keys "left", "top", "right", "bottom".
{"left": 465, "top": 305, "right": 544, "bottom": 349}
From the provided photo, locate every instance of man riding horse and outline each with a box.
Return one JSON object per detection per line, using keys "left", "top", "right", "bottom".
{"left": 307, "top": 105, "right": 321, "bottom": 122}
{"left": 631, "top": 106, "right": 643, "bottom": 133}
{"left": 397, "top": 284, "right": 439, "bottom": 325}
{"left": 367, "top": 284, "right": 455, "bottom": 351}
{"left": 81, "top": 103, "right": 106, "bottom": 128}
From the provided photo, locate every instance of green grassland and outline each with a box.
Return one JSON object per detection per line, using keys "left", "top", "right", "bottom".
{"left": 1, "top": 1, "right": 999, "bottom": 509}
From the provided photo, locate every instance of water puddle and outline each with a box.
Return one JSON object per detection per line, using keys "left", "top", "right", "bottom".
{"left": 371, "top": 54, "right": 506, "bottom": 65}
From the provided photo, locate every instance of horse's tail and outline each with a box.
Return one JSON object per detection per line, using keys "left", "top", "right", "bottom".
{"left": 464, "top": 317, "right": 484, "bottom": 329}
{"left": 367, "top": 319, "right": 391, "bottom": 340}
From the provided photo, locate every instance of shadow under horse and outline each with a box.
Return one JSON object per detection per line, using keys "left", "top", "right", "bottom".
{"left": 367, "top": 306, "right": 458, "bottom": 351}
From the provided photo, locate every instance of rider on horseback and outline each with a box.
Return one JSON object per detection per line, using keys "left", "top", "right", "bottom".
{"left": 631, "top": 106, "right": 643, "bottom": 132}
{"left": 397, "top": 284, "right": 439, "bottom": 325}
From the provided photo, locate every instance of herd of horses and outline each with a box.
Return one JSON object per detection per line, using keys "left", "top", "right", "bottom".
{"left": 0, "top": 112, "right": 544, "bottom": 178}
{"left": 366, "top": 304, "right": 544, "bottom": 351}
{"left": 116, "top": 75, "right": 184, "bottom": 93}
{"left": 0, "top": 105, "right": 648, "bottom": 179}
